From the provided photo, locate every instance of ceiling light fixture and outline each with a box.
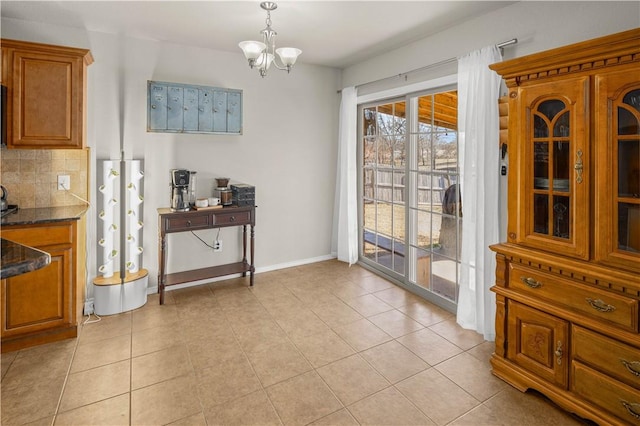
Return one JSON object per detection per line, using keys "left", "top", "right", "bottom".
{"left": 238, "top": 2, "right": 302, "bottom": 78}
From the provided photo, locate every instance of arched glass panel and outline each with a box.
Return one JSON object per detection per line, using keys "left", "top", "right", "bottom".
{"left": 553, "top": 111, "right": 570, "bottom": 137}
{"left": 623, "top": 89, "right": 640, "bottom": 113}
{"left": 538, "top": 99, "right": 566, "bottom": 120}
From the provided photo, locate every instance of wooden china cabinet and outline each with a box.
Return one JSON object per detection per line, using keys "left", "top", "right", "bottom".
{"left": 489, "top": 29, "right": 640, "bottom": 425}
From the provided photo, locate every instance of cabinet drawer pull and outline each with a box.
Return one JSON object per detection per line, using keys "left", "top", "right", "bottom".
{"left": 186, "top": 220, "right": 192, "bottom": 227}
{"left": 621, "top": 401, "right": 640, "bottom": 420}
{"left": 621, "top": 359, "right": 640, "bottom": 377}
{"left": 520, "top": 276, "right": 542, "bottom": 288}
{"left": 230, "top": 216, "right": 236, "bottom": 222}
{"left": 555, "top": 341, "right": 563, "bottom": 365}
{"left": 585, "top": 298, "right": 616, "bottom": 313}
{"left": 574, "top": 149, "right": 584, "bottom": 184}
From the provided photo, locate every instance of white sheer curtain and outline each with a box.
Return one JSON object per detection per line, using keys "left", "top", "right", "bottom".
{"left": 456, "top": 46, "right": 502, "bottom": 341}
{"left": 332, "top": 86, "right": 358, "bottom": 265}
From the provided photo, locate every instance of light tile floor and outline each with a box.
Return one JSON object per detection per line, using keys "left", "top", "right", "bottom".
{"left": 1, "top": 260, "right": 592, "bottom": 425}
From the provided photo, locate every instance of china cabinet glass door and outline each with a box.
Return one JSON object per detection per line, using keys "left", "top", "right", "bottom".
{"left": 595, "top": 70, "right": 640, "bottom": 271}
{"left": 517, "top": 78, "right": 589, "bottom": 259}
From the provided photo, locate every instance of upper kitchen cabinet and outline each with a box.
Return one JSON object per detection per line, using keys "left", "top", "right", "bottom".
{"left": 1, "top": 39, "right": 93, "bottom": 149}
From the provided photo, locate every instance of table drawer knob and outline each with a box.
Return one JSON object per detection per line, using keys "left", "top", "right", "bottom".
{"left": 186, "top": 220, "right": 191, "bottom": 227}
{"left": 585, "top": 298, "right": 616, "bottom": 313}
{"left": 230, "top": 216, "right": 236, "bottom": 222}
{"left": 621, "top": 359, "right": 640, "bottom": 377}
{"left": 520, "top": 276, "right": 542, "bottom": 288}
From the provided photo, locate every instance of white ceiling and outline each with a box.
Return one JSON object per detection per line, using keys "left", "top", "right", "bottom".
{"left": 0, "top": 1, "right": 515, "bottom": 68}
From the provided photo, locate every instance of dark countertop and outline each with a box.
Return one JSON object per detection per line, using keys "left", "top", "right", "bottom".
{"left": 0, "top": 238, "right": 51, "bottom": 279}
{"left": 1, "top": 205, "right": 88, "bottom": 227}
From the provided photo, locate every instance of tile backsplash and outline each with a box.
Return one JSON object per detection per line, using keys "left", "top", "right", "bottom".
{"left": 0, "top": 148, "right": 89, "bottom": 208}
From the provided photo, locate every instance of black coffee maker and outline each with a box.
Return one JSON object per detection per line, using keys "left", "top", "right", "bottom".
{"left": 170, "top": 169, "right": 190, "bottom": 212}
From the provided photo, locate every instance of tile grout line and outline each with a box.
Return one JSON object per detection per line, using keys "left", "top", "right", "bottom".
{"left": 50, "top": 326, "right": 83, "bottom": 426}
{"left": 213, "top": 284, "right": 288, "bottom": 426}
{"left": 129, "top": 309, "right": 134, "bottom": 426}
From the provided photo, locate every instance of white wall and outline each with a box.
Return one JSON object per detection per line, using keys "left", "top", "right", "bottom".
{"left": 1, "top": 18, "right": 342, "bottom": 294}
{"left": 342, "top": 1, "right": 639, "bottom": 242}
{"left": 343, "top": 1, "right": 640, "bottom": 91}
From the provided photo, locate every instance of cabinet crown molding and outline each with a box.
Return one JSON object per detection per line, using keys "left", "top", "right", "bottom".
{"left": 490, "top": 28, "right": 640, "bottom": 86}
{"left": 1, "top": 38, "right": 94, "bottom": 65}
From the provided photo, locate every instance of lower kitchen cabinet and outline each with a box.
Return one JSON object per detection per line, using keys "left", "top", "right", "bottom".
{"left": 1, "top": 220, "right": 84, "bottom": 352}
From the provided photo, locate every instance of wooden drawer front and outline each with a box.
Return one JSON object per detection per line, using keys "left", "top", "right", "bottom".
{"left": 507, "top": 301, "right": 569, "bottom": 388}
{"left": 1, "top": 223, "right": 73, "bottom": 247}
{"left": 164, "top": 213, "right": 211, "bottom": 232}
{"left": 509, "top": 264, "right": 638, "bottom": 332}
{"left": 214, "top": 210, "right": 251, "bottom": 226}
{"left": 572, "top": 361, "right": 640, "bottom": 424}
{"left": 572, "top": 325, "right": 640, "bottom": 389}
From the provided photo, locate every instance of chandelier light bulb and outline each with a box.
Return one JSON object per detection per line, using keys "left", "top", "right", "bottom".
{"left": 239, "top": 40, "right": 266, "bottom": 63}
{"left": 276, "top": 47, "right": 302, "bottom": 68}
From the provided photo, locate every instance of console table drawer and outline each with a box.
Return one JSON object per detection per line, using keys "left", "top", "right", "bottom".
{"left": 214, "top": 210, "right": 251, "bottom": 226}
{"left": 164, "top": 214, "right": 212, "bottom": 232}
{"left": 508, "top": 264, "right": 638, "bottom": 332}
{"left": 572, "top": 325, "right": 640, "bottom": 389}
{"left": 572, "top": 361, "right": 640, "bottom": 424}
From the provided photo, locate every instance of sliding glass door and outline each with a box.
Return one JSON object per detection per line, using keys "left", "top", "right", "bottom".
{"left": 362, "top": 101, "right": 406, "bottom": 275}
{"left": 359, "top": 88, "right": 460, "bottom": 309}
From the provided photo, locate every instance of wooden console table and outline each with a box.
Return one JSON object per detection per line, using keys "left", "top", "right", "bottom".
{"left": 157, "top": 206, "right": 255, "bottom": 304}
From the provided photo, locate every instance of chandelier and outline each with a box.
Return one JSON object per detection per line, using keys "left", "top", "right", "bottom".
{"left": 238, "top": 2, "right": 302, "bottom": 78}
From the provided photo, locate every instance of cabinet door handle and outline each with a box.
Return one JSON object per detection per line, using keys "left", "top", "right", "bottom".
{"left": 621, "top": 401, "right": 640, "bottom": 420}
{"left": 585, "top": 298, "right": 616, "bottom": 313}
{"left": 520, "top": 276, "right": 543, "bottom": 288}
{"left": 574, "top": 149, "right": 584, "bottom": 184}
{"left": 621, "top": 359, "right": 640, "bottom": 377}
{"left": 555, "top": 341, "right": 563, "bottom": 365}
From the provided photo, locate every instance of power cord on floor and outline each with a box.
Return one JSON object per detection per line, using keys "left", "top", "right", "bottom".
{"left": 83, "top": 312, "right": 101, "bottom": 325}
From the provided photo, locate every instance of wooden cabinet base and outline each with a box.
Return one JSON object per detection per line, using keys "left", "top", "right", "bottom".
{"left": 1, "top": 219, "right": 83, "bottom": 353}
{"left": 490, "top": 356, "right": 628, "bottom": 426}
{"left": 1, "top": 324, "right": 77, "bottom": 353}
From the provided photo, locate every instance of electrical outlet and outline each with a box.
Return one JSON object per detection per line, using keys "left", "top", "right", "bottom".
{"left": 213, "top": 239, "right": 222, "bottom": 252}
{"left": 84, "top": 298, "right": 94, "bottom": 315}
{"left": 57, "top": 175, "right": 70, "bottom": 191}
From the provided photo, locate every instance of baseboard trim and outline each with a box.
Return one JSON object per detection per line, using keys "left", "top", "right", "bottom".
{"left": 145, "top": 254, "right": 337, "bottom": 294}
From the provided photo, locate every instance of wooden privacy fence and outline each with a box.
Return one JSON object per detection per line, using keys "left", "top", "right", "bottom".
{"left": 363, "top": 166, "right": 456, "bottom": 205}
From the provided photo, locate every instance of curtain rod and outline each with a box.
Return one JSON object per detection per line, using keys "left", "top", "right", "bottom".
{"left": 342, "top": 38, "right": 517, "bottom": 93}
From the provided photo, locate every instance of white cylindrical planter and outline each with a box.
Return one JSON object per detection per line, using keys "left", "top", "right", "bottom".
{"left": 93, "top": 159, "right": 147, "bottom": 315}
{"left": 93, "top": 270, "right": 149, "bottom": 315}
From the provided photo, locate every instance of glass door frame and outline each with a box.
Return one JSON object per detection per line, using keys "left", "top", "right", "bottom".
{"left": 357, "top": 83, "right": 458, "bottom": 313}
